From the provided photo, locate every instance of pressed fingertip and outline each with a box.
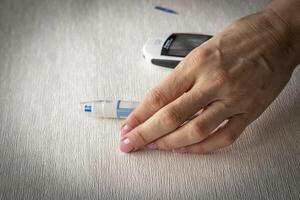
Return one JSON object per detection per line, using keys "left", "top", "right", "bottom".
{"left": 120, "top": 138, "right": 134, "bottom": 153}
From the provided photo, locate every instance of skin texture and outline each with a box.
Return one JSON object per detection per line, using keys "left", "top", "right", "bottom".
{"left": 119, "top": 0, "right": 300, "bottom": 154}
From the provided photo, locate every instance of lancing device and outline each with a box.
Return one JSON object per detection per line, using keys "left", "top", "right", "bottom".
{"left": 80, "top": 100, "right": 138, "bottom": 119}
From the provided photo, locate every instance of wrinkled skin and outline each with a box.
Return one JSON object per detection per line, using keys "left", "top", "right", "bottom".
{"left": 119, "top": 0, "right": 300, "bottom": 154}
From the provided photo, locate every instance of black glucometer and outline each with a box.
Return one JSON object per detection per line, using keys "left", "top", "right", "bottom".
{"left": 142, "top": 33, "right": 212, "bottom": 68}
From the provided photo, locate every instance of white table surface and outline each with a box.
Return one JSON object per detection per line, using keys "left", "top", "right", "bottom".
{"left": 0, "top": 0, "right": 299, "bottom": 199}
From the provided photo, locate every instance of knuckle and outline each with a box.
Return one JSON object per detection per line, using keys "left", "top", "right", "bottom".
{"left": 193, "top": 45, "right": 223, "bottom": 63}
{"left": 147, "top": 88, "right": 167, "bottom": 110}
{"left": 134, "top": 128, "right": 148, "bottom": 147}
{"left": 189, "top": 122, "right": 208, "bottom": 140}
{"left": 193, "top": 89, "right": 209, "bottom": 103}
{"left": 161, "top": 107, "right": 183, "bottom": 126}
{"left": 194, "top": 89, "right": 205, "bottom": 99}
{"left": 188, "top": 47, "right": 212, "bottom": 66}
{"left": 212, "top": 69, "right": 228, "bottom": 86}
{"left": 196, "top": 47, "right": 213, "bottom": 59}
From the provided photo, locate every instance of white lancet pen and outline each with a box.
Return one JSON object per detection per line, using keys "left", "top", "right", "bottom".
{"left": 80, "top": 100, "right": 138, "bottom": 119}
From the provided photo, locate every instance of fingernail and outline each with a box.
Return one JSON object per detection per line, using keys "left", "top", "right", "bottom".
{"left": 146, "top": 142, "right": 157, "bottom": 150}
{"left": 173, "top": 147, "right": 187, "bottom": 153}
{"left": 120, "top": 124, "right": 132, "bottom": 136}
{"left": 120, "top": 138, "right": 134, "bottom": 153}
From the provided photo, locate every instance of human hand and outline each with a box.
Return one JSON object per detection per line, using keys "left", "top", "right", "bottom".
{"left": 119, "top": 3, "right": 300, "bottom": 154}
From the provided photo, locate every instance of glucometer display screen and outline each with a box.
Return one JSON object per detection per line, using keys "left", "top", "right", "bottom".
{"left": 161, "top": 34, "right": 212, "bottom": 57}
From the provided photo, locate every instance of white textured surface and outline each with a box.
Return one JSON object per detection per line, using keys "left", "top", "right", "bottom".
{"left": 0, "top": 0, "right": 299, "bottom": 199}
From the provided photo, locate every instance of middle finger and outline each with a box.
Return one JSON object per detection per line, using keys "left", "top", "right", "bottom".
{"left": 153, "top": 100, "right": 235, "bottom": 150}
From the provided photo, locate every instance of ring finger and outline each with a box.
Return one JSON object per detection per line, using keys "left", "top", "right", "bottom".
{"left": 151, "top": 100, "right": 236, "bottom": 150}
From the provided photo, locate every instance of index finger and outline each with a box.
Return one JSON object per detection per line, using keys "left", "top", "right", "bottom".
{"left": 121, "top": 62, "right": 195, "bottom": 135}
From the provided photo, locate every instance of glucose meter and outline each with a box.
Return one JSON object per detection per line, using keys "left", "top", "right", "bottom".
{"left": 142, "top": 33, "right": 212, "bottom": 68}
